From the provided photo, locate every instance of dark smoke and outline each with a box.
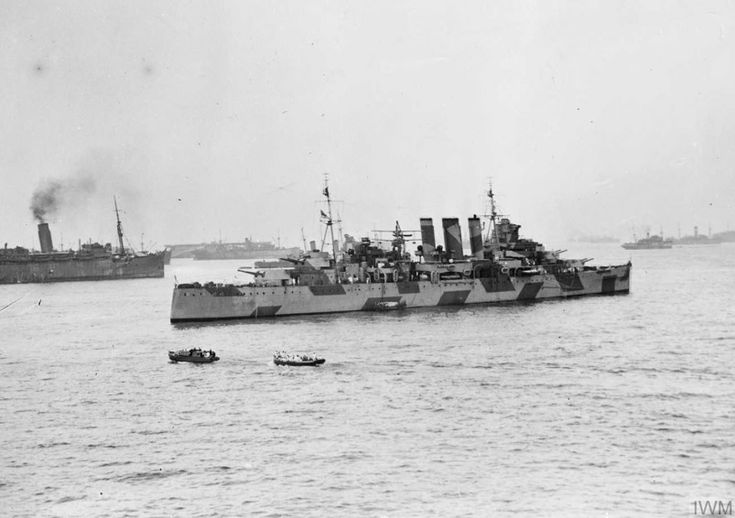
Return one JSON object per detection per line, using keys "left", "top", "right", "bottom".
{"left": 29, "top": 173, "right": 96, "bottom": 223}
{"left": 30, "top": 180, "right": 62, "bottom": 222}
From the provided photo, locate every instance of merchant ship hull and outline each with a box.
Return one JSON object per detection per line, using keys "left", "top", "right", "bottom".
{"left": 1, "top": 200, "right": 164, "bottom": 284}
{"left": 0, "top": 253, "right": 165, "bottom": 284}
{"left": 170, "top": 264, "right": 630, "bottom": 322}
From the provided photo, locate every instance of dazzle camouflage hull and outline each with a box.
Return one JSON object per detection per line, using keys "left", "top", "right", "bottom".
{"left": 171, "top": 265, "right": 630, "bottom": 322}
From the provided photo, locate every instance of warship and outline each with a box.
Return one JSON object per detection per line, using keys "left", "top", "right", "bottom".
{"left": 170, "top": 183, "right": 631, "bottom": 322}
{"left": 0, "top": 199, "right": 165, "bottom": 284}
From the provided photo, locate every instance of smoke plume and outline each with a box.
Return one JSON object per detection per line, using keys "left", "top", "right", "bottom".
{"left": 30, "top": 173, "right": 97, "bottom": 223}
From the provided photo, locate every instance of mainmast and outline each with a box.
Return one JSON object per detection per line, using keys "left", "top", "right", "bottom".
{"left": 114, "top": 196, "right": 125, "bottom": 255}
{"left": 320, "top": 175, "right": 338, "bottom": 261}
{"left": 392, "top": 221, "right": 408, "bottom": 257}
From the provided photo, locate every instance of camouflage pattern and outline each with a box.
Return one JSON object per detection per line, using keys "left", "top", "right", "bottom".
{"left": 170, "top": 263, "right": 631, "bottom": 322}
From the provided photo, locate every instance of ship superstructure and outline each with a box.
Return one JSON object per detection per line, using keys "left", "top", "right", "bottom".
{"left": 171, "top": 183, "right": 631, "bottom": 322}
{"left": 0, "top": 198, "right": 165, "bottom": 284}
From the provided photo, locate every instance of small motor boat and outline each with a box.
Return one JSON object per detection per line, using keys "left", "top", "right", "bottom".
{"left": 374, "top": 300, "right": 405, "bottom": 311}
{"left": 169, "top": 348, "right": 219, "bottom": 363}
{"left": 273, "top": 352, "right": 325, "bottom": 367}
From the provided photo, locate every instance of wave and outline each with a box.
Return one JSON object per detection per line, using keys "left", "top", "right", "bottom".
{"left": 113, "top": 468, "right": 189, "bottom": 484}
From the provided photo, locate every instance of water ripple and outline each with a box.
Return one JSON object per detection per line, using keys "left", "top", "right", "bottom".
{"left": 3, "top": 250, "right": 735, "bottom": 516}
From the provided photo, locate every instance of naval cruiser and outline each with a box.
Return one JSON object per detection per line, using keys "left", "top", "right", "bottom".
{"left": 170, "top": 184, "right": 631, "bottom": 322}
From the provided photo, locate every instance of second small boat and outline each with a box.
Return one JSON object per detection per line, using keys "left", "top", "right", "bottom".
{"left": 273, "top": 352, "right": 325, "bottom": 367}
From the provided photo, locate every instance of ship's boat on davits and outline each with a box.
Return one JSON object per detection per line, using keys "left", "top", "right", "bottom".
{"left": 374, "top": 300, "right": 406, "bottom": 311}
{"left": 170, "top": 183, "right": 631, "bottom": 323}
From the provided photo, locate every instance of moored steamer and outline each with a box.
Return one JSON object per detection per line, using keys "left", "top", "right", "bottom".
{"left": 170, "top": 184, "right": 631, "bottom": 322}
{"left": 0, "top": 198, "right": 165, "bottom": 284}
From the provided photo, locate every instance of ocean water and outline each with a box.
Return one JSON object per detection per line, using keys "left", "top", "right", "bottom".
{"left": 2, "top": 244, "right": 734, "bottom": 517}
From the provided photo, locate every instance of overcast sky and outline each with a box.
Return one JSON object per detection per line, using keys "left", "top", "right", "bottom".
{"left": 2, "top": 1, "right": 734, "bottom": 251}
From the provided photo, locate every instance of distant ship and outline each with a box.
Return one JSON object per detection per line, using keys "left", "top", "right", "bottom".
{"left": 190, "top": 239, "right": 301, "bottom": 261}
{"left": 713, "top": 230, "right": 735, "bottom": 243}
{"left": 673, "top": 226, "right": 722, "bottom": 246}
{"left": 571, "top": 235, "right": 619, "bottom": 244}
{"left": 0, "top": 199, "right": 165, "bottom": 284}
{"left": 253, "top": 259, "right": 295, "bottom": 268}
{"left": 621, "top": 233, "right": 673, "bottom": 250}
{"left": 170, "top": 183, "right": 631, "bottom": 322}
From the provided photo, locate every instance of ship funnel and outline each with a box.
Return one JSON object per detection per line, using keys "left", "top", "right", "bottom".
{"left": 442, "top": 218, "right": 463, "bottom": 260}
{"left": 38, "top": 222, "right": 54, "bottom": 253}
{"left": 419, "top": 218, "right": 436, "bottom": 259}
{"left": 468, "top": 216, "right": 483, "bottom": 258}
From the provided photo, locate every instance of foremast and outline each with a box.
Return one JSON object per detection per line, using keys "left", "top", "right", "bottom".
{"left": 320, "top": 176, "right": 338, "bottom": 262}
{"left": 483, "top": 180, "right": 499, "bottom": 253}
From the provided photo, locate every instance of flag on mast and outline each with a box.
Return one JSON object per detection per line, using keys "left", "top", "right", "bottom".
{"left": 322, "top": 186, "right": 329, "bottom": 197}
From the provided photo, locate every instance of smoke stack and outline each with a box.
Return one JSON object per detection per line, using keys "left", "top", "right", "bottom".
{"left": 419, "top": 218, "right": 436, "bottom": 259}
{"left": 38, "top": 223, "right": 54, "bottom": 253}
{"left": 309, "top": 240, "right": 317, "bottom": 251}
{"left": 442, "top": 218, "right": 463, "bottom": 260}
{"left": 468, "top": 217, "right": 483, "bottom": 258}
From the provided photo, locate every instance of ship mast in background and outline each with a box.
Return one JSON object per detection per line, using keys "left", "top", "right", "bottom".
{"left": 114, "top": 196, "right": 125, "bottom": 255}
